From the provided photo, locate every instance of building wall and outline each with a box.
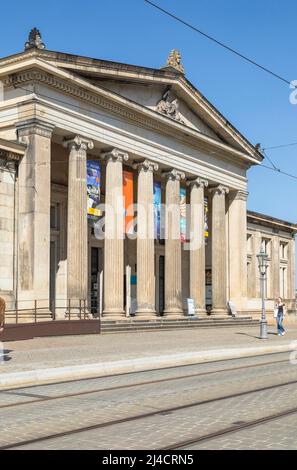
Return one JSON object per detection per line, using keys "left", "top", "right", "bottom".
{"left": 246, "top": 221, "right": 296, "bottom": 314}
{"left": 0, "top": 161, "right": 16, "bottom": 305}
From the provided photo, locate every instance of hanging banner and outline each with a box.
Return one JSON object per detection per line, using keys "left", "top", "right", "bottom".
{"left": 87, "top": 161, "right": 101, "bottom": 219}
{"left": 204, "top": 197, "right": 209, "bottom": 239}
{"left": 180, "top": 187, "right": 187, "bottom": 243}
{"left": 123, "top": 170, "right": 134, "bottom": 235}
{"left": 153, "top": 181, "right": 161, "bottom": 240}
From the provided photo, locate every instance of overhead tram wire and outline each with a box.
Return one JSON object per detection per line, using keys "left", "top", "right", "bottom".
{"left": 144, "top": 0, "right": 296, "bottom": 89}
{"left": 262, "top": 150, "right": 279, "bottom": 171}
{"left": 13, "top": 85, "right": 297, "bottom": 181}
{"left": 263, "top": 142, "right": 297, "bottom": 151}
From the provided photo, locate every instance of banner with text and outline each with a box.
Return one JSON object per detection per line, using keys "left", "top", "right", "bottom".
{"left": 180, "top": 187, "right": 187, "bottom": 243}
{"left": 87, "top": 161, "right": 101, "bottom": 220}
{"left": 204, "top": 197, "right": 209, "bottom": 239}
{"left": 153, "top": 181, "right": 161, "bottom": 240}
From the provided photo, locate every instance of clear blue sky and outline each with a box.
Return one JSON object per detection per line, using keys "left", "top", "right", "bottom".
{"left": 1, "top": 1, "right": 296, "bottom": 238}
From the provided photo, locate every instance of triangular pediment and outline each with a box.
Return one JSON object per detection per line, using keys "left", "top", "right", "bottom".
{"left": 0, "top": 48, "right": 263, "bottom": 163}
{"left": 74, "top": 78, "right": 222, "bottom": 142}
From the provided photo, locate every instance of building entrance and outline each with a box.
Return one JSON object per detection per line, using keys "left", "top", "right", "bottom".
{"left": 90, "top": 246, "right": 103, "bottom": 315}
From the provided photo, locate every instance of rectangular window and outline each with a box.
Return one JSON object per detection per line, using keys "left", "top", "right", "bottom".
{"left": 50, "top": 204, "right": 60, "bottom": 230}
{"left": 247, "top": 261, "right": 253, "bottom": 298}
{"left": 261, "top": 238, "right": 270, "bottom": 256}
{"left": 247, "top": 234, "right": 253, "bottom": 254}
{"left": 280, "top": 242, "right": 288, "bottom": 260}
{"left": 280, "top": 267, "right": 287, "bottom": 299}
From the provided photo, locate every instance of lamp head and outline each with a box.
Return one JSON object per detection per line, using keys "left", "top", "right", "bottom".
{"left": 257, "top": 248, "right": 269, "bottom": 275}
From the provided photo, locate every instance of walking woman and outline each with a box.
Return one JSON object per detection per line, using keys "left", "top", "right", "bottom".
{"left": 0, "top": 296, "right": 5, "bottom": 333}
{"left": 274, "top": 297, "right": 286, "bottom": 336}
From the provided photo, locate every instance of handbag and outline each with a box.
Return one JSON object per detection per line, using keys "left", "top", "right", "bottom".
{"left": 273, "top": 307, "right": 278, "bottom": 319}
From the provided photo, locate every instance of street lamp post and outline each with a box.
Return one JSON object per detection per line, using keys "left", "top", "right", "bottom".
{"left": 257, "top": 247, "right": 269, "bottom": 340}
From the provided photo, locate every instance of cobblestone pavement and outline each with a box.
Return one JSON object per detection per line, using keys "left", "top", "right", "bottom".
{"left": 2, "top": 324, "right": 297, "bottom": 374}
{"left": 0, "top": 352, "right": 297, "bottom": 450}
{"left": 186, "top": 413, "right": 297, "bottom": 450}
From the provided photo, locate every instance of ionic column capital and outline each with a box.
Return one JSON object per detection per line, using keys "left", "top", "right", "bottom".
{"left": 63, "top": 136, "right": 94, "bottom": 152}
{"left": 102, "top": 148, "right": 129, "bottom": 163}
{"left": 162, "top": 168, "right": 185, "bottom": 181}
{"left": 133, "top": 159, "right": 158, "bottom": 173}
{"left": 209, "top": 184, "right": 229, "bottom": 196}
{"left": 16, "top": 118, "right": 55, "bottom": 139}
{"left": 232, "top": 189, "right": 249, "bottom": 201}
{"left": 187, "top": 177, "right": 208, "bottom": 189}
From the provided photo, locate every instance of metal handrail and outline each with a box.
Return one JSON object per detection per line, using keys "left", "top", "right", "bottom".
{"left": 4, "top": 298, "right": 101, "bottom": 325}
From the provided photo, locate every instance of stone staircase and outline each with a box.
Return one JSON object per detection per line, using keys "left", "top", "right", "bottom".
{"left": 100, "top": 315, "right": 259, "bottom": 334}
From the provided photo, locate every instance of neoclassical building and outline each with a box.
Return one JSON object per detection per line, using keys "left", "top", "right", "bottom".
{"left": 0, "top": 30, "right": 296, "bottom": 324}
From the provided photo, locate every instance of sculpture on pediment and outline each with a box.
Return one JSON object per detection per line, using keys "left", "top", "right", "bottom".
{"left": 166, "top": 49, "right": 185, "bottom": 74}
{"left": 25, "top": 28, "right": 46, "bottom": 50}
{"left": 156, "top": 89, "right": 183, "bottom": 123}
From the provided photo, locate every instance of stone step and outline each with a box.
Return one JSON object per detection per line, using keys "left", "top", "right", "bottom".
{"left": 100, "top": 318, "right": 259, "bottom": 334}
{"left": 101, "top": 316, "right": 252, "bottom": 325}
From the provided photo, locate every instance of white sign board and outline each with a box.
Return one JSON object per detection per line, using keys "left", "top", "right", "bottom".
{"left": 187, "top": 298, "right": 196, "bottom": 316}
{"left": 228, "top": 301, "right": 237, "bottom": 317}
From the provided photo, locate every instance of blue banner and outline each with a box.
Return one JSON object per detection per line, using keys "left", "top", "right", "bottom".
{"left": 180, "top": 187, "right": 187, "bottom": 242}
{"left": 153, "top": 181, "right": 161, "bottom": 240}
{"left": 87, "top": 161, "right": 101, "bottom": 220}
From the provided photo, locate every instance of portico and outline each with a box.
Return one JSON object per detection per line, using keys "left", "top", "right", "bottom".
{"left": 0, "top": 30, "right": 296, "bottom": 325}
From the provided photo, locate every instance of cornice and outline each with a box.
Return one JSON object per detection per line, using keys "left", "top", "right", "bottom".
{"left": 1, "top": 64, "right": 259, "bottom": 167}
{"left": 0, "top": 138, "right": 25, "bottom": 161}
{"left": 247, "top": 211, "right": 297, "bottom": 234}
{"left": 0, "top": 149, "right": 21, "bottom": 162}
{"left": 0, "top": 51, "right": 262, "bottom": 162}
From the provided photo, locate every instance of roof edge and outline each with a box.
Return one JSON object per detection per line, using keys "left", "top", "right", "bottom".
{"left": 247, "top": 210, "right": 297, "bottom": 233}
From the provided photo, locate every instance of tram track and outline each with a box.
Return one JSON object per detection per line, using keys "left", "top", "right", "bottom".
{"left": 0, "top": 356, "right": 290, "bottom": 410}
{"left": 1, "top": 376, "right": 297, "bottom": 449}
{"left": 162, "top": 406, "right": 297, "bottom": 449}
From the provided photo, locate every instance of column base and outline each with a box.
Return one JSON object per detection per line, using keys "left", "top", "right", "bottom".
{"left": 103, "top": 309, "right": 126, "bottom": 320}
{"left": 135, "top": 309, "right": 157, "bottom": 320}
{"left": 195, "top": 309, "right": 208, "bottom": 317}
{"left": 210, "top": 308, "right": 229, "bottom": 316}
{"left": 163, "top": 309, "right": 184, "bottom": 319}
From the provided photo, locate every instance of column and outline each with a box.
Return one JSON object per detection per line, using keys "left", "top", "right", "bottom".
{"left": 163, "top": 169, "right": 185, "bottom": 317}
{"left": 103, "top": 148, "right": 128, "bottom": 319}
{"left": 288, "top": 239, "right": 296, "bottom": 301}
{"left": 210, "top": 185, "right": 229, "bottom": 315}
{"left": 135, "top": 160, "right": 158, "bottom": 317}
{"left": 228, "top": 190, "right": 248, "bottom": 313}
{"left": 17, "top": 119, "right": 54, "bottom": 309}
{"left": 187, "top": 177, "right": 208, "bottom": 315}
{"left": 254, "top": 232, "right": 263, "bottom": 298}
{"left": 271, "top": 235, "right": 280, "bottom": 298}
{"left": 64, "top": 136, "right": 93, "bottom": 309}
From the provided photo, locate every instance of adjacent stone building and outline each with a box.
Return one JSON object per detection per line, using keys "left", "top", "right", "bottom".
{"left": 0, "top": 30, "right": 296, "bottom": 323}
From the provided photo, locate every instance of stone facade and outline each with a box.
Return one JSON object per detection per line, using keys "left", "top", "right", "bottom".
{"left": 0, "top": 35, "right": 296, "bottom": 322}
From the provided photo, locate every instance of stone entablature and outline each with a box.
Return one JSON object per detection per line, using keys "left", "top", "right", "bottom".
{"left": 0, "top": 49, "right": 262, "bottom": 164}
{"left": 0, "top": 65, "right": 259, "bottom": 167}
{"left": 247, "top": 211, "right": 297, "bottom": 235}
{"left": 0, "top": 138, "right": 26, "bottom": 162}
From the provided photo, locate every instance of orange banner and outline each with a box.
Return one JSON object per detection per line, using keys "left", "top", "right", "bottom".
{"left": 123, "top": 170, "right": 134, "bottom": 235}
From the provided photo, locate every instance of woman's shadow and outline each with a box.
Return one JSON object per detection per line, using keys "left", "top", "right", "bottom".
{"left": 1, "top": 348, "right": 12, "bottom": 363}
{"left": 237, "top": 331, "right": 278, "bottom": 339}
